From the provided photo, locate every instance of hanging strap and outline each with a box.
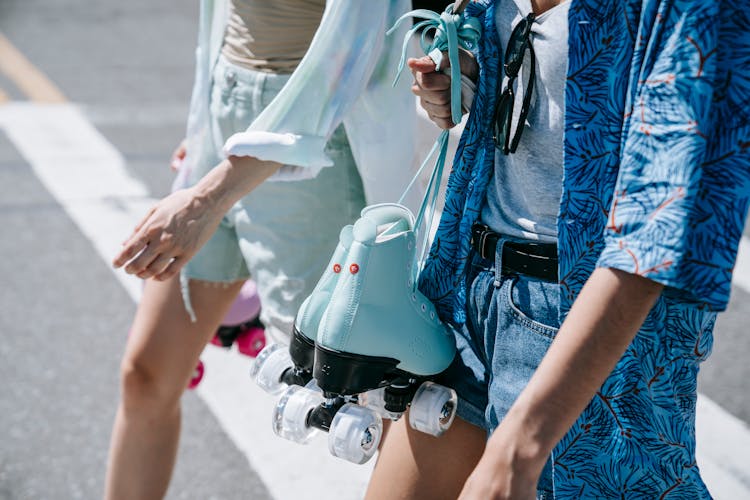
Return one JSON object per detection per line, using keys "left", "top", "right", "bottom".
{"left": 389, "top": 3, "right": 481, "bottom": 289}
{"left": 396, "top": 129, "right": 449, "bottom": 287}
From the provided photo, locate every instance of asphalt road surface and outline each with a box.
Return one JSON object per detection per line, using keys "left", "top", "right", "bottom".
{"left": 1, "top": 1, "right": 749, "bottom": 499}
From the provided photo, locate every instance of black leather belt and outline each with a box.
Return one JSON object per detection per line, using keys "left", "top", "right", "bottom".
{"left": 470, "top": 223, "right": 558, "bottom": 282}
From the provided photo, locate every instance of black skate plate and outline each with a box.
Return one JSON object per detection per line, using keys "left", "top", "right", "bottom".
{"left": 289, "top": 325, "right": 315, "bottom": 371}
{"left": 278, "top": 326, "right": 316, "bottom": 387}
{"left": 313, "top": 344, "right": 407, "bottom": 396}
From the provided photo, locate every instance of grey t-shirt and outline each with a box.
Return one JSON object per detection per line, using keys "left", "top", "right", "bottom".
{"left": 480, "top": 0, "right": 569, "bottom": 243}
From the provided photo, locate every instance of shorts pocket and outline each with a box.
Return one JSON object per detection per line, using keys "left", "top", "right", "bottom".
{"left": 505, "top": 275, "right": 560, "bottom": 340}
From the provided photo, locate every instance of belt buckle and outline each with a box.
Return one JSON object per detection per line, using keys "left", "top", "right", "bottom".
{"left": 480, "top": 230, "right": 492, "bottom": 260}
{"left": 471, "top": 224, "right": 493, "bottom": 260}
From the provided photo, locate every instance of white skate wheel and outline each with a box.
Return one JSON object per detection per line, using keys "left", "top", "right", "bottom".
{"left": 358, "top": 387, "right": 402, "bottom": 420}
{"left": 272, "top": 385, "right": 322, "bottom": 444}
{"left": 304, "top": 378, "right": 323, "bottom": 393}
{"left": 251, "top": 343, "right": 291, "bottom": 395}
{"left": 408, "top": 381, "right": 457, "bottom": 436}
{"left": 328, "top": 403, "right": 382, "bottom": 464}
{"left": 358, "top": 387, "right": 386, "bottom": 412}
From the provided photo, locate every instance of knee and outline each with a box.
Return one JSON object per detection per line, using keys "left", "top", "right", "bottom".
{"left": 118, "top": 356, "right": 182, "bottom": 417}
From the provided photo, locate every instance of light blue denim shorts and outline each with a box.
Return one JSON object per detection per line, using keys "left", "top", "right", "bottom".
{"left": 438, "top": 242, "right": 560, "bottom": 498}
{"left": 182, "top": 56, "right": 365, "bottom": 341}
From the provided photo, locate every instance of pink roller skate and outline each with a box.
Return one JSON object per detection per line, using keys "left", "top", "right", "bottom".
{"left": 188, "top": 280, "right": 266, "bottom": 389}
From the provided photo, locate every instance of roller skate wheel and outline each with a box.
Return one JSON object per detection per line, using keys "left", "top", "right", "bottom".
{"left": 358, "top": 388, "right": 401, "bottom": 420}
{"left": 304, "top": 379, "right": 323, "bottom": 393}
{"left": 328, "top": 403, "right": 382, "bottom": 464}
{"left": 187, "top": 360, "right": 204, "bottom": 390}
{"left": 272, "top": 385, "right": 322, "bottom": 444}
{"left": 251, "top": 343, "right": 292, "bottom": 395}
{"left": 358, "top": 387, "right": 386, "bottom": 412}
{"left": 408, "top": 381, "right": 457, "bottom": 436}
{"left": 250, "top": 343, "right": 280, "bottom": 378}
{"left": 236, "top": 326, "right": 266, "bottom": 357}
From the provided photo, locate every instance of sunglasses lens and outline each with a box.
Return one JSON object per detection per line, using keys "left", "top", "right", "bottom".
{"left": 494, "top": 91, "right": 513, "bottom": 146}
{"left": 504, "top": 18, "right": 531, "bottom": 76}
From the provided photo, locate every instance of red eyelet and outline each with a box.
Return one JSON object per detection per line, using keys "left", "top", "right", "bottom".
{"left": 333, "top": 263, "right": 341, "bottom": 273}
{"left": 349, "top": 263, "right": 359, "bottom": 274}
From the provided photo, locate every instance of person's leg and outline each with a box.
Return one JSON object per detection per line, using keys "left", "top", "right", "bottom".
{"left": 366, "top": 414, "right": 486, "bottom": 500}
{"left": 365, "top": 257, "right": 493, "bottom": 499}
{"left": 366, "top": 250, "right": 562, "bottom": 499}
{"left": 104, "top": 276, "right": 244, "bottom": 500}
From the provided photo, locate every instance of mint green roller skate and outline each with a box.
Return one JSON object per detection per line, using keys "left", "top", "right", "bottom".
{"left": 273, "top": 204, "right": 458, "bottom": 463}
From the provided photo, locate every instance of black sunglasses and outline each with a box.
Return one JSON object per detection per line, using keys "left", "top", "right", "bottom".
{"left": 494, "top": 13, "right": 536, "bottom": 155}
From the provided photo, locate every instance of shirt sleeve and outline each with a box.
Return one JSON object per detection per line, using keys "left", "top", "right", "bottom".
{"left": 596, "top": 2, "right": 750, "bottom": 310}
{"left": 222, "top": 1, "right": 391, "bottom": 181}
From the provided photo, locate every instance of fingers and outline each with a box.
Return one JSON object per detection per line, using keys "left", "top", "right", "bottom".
{"left": 427, "top": 115, "right": 455, "bottom": 130}
{"left": 408, "top": 50, "right": 478, "bottom": 85}
{"left": 113, "top": 209, "right": 156, "bottom": 268}
{"left": 124, "top": 229, "right": 181, "bottom": 276}
{"left": 139, "top": 252, "right": 176, "bottom": 280}
{"left": 410, "top": 57, "right": 451, "bottom": 92}
{"left": 113, "top": 212, "right": 165, "bottom": 272}
{"left": 153, "top": 257, "right": 184, "bottom": 282}
{"left": 113, "top": 232, "right": 149, "bottom": 269}
{"left": 413, "top": 83, "right": 450, "bottom": 105}
{"left": 408, "top": 55, "right": 456, "bottom": 128}
{"left": 420, "top": 99, "right": 453, "bottom": 118}
{"left": 417, "top": 98, "right": 453, "bottom": 129}
{"left": 407, "top": 55, "right": 437, "bottom": 74}
{"left": 124, "top": 241, "right": 160, "bottom": 276}
{"left": 114, "top": 213, "right": 189, "bottom": 280}
{"left": 128, "top": 207, "right": 154, "bottom": 242}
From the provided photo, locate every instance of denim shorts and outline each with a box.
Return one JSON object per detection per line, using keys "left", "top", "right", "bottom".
{"left": 438, "top": 242, "right": 561, "bottom": 498}
{"left": 181, "top": 56, "right": 366, "bottom": 341}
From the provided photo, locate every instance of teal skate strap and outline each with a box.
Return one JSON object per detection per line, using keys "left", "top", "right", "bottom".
{"left": 390, "top": 3, "right": 480, "bottom": 288}
{"left": 396, "top": 128, "right": 448, "bottom": 289}
{"left": 416, "top": 130, "right": 449, "bottom": 283}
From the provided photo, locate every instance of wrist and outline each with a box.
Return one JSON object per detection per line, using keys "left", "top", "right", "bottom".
{"left": 190, "top": 159, "right": 238, "bottom": 213}
{"left": 488, "top": 406, "right": 555, "bottom": 472}
{"left": 193, "top": 156, "right": 281, "bottom": 212}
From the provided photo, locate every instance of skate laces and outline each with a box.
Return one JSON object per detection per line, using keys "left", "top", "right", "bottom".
{"left": 376, "top": 219, "right": 410, "bottom": 241}
{"left": 388, "top": 3, "right": 481, "bottom": 125}
{"left": 389, "top": 3, "right": 481, "bottom": 290}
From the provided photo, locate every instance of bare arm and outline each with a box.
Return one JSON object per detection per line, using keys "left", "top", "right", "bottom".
{"left": 112, "top": 156, "right": 281, "bottom": 281}
{"left": 459, "top": 267, "right": 664, "bottom": 499}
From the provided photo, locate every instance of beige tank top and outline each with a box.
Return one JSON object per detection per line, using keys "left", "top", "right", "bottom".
{"left": 221, "top": 0, "right": 326, "bottom": 74}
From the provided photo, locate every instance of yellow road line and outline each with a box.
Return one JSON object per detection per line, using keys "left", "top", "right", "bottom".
{"left": 0, "top": 32, "right": 66, "bottom": 103}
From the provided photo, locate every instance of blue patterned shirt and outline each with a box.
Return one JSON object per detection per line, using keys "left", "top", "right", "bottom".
{"left": 419, "top": 0, "right": 750, "bottom": 497}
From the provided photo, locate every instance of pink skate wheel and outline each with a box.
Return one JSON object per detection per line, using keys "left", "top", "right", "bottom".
{"left": 235, "top": 326, "right": 266, "bottom": 358}
{"left": 209, "top": 334, "right": 224, "bottom": 347}
{"left": 187, "top": 360, "right": 205, "bottom": 390}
